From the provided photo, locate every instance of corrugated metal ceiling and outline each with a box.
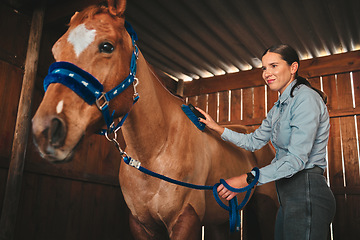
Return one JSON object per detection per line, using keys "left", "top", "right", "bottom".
{"left": 10, "top": 0, "right": 360, "bottom": 82}
{"left": 124, "top": 0, "right": 360, "bottom": 81}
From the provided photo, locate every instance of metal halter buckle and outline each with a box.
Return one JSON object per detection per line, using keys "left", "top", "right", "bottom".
{"left": 96, "top": 93, "right": 108, "bottom": 110}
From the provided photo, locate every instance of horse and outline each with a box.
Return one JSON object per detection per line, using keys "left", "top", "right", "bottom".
{"left": 32, "top": 0, "right": 278, "bottom": 239}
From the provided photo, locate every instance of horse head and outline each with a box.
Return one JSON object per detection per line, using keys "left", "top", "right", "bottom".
{"left": 32, "top": 0, "right": 135, "bottom": 162}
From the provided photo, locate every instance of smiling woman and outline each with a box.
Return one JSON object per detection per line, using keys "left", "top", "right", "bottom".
{"left": 261, "top": 52, "right": 297, "bottom": 94}
{"left": 197, "top": 44, "right": 335, "bottom": 240}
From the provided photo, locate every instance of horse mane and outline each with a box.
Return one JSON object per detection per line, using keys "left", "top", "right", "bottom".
{"left": 69, "top": 3, "right": 112, "bottom": 27}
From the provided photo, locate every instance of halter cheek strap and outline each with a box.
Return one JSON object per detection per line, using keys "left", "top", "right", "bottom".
{"left": 43, "top": 21, "right": 139, "bottom": 135}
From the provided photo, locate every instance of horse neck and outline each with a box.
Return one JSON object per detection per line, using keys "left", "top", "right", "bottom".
{"left": 121, "top": 52, "right": 181, "bottom": 160}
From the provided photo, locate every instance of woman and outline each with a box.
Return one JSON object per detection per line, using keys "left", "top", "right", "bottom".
{"left": 197, "top": 44, "right": 336, "bottom": 239}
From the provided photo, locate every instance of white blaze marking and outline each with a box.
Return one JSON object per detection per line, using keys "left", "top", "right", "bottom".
{"left": 56, "top": 100, "right": 64, "bottom": 114}
{"left": 67, "top": 24, "right": 96, "bottom": 57}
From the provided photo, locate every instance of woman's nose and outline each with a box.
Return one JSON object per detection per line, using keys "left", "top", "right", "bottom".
{"left": 263, "top": 69, "right": 271, "bottom": 78}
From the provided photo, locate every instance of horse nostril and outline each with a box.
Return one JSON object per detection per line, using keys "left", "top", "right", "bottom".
{"left": 49, "top": 117, "right": 66, "bottom": 147}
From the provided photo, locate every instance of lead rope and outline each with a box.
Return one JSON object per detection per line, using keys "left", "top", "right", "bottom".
{"left": 107, "top": 135, "right": 259, "bottom": 232}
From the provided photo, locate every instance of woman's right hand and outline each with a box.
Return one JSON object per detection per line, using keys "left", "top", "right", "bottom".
{"left": 196, "top": 107, "right": 225, "bottom": 135}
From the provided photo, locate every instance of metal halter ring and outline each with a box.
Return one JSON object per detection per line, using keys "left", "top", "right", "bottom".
{"left": 105, "top": 130, "right": 117, "bottom": 142}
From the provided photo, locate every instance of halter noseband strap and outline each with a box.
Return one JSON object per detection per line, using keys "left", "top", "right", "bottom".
{"left": 43, "top": 21, "right": 139, "bottom": 135}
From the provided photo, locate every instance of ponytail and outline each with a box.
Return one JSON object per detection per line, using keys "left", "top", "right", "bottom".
{"left": 290, "top": 76, "right": 327, "bottom": 104}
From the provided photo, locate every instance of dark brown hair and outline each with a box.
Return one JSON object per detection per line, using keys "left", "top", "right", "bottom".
{"left": 262, "top": 44, "right": 327, "bottom": 104}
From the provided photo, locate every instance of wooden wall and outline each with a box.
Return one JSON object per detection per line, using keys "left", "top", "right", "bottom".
{"left": 0, "top": 3, "right": 133, "bottom": 239}
{"left": 185, "top": 50, "right": 360, "bottom": 239}
{"left": 1, "top": 1, "right": 360, "bottom": 239}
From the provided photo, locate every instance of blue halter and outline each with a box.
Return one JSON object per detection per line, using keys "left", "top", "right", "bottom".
{"left": 43, "top": 21, "right": 139, "bottom": 135}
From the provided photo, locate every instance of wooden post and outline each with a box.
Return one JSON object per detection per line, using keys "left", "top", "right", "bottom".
{"left": 0, "top": 5, "right": 44, "bottom": 240}
{"left": 176, "top": 79, "right": 184, "bottom": 97}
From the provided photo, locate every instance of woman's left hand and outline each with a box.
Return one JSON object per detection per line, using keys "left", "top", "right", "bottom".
{"left": 217, "top": 174, "right": 248, "bottom": 201}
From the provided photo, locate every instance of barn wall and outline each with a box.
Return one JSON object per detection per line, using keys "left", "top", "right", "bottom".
{"left": 0, "top": 0, "right": 30, "bottom": 220}
{"left": 185, "top": 50, "right": 360, "bottom": 239}
{"left": 0, "top": 3, "right": 133, "bottom": 239}
{"left": 2, "top": 1, "right": 360, "bottom": 239}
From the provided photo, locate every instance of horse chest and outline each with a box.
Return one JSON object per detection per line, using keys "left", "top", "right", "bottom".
{"left": 119, "top": 164, "right": 187, "bottom": 218}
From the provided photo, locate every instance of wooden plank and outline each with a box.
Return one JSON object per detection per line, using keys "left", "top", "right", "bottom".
{"left": 0, "top": 6, "right": 45, "bottom": 240}
{"left": 337, "top": 119, "right": 360, "bottom": 238}
{"left": 242, "top": 88, "right": 254, "bottom": 122}
{"left": 337, "top": 72, "right": 354, "bottom": 109}
{"left": 0, "top": 61, "right": 23, "bottom": 159}
{"left": 0, "top": 169, "right": 8, "bottom": 216}
{"left": 352, "top": 71, "right": 360, "bottom": 108}
{"left": 327, "top": 73, "right": 359, "bottom": 238}
{"left": 327, "top": 118, "right": 344, "bottom": 189}
{"left": 207, "top": 92, "right": 218, "bottom": 121}
{"left": 218, "top": 91, "right": 229, "bottom": 123}
{"left": 329, "top": 106, "right": 360, "bottom": 118}
{"left": 253, "top": 86, "right": 265, "bottom": 120}
{"left": 0, "top": 2, "right": 30, "bottom": 69}
{"left": 218, "top": 119, "right": 263, "bottom": 127}
{"left": 14, "top": 173, "right": 132, "bottom": 239}
{"left": 300, "top": 50, "right": 360, "bottom": 79}
{"left": 335, "top": 75, "right": 360, "bottom": 240}
{"left": 308, "top": 76, "right": 321, "bottom": 91}
{"left": 187, "top": 96, "right": 197, "bottom": 106}
{"left": 196, "top": 94, "right": 207, "bottom": 111}
{"left": 184, "top": 68, "right": 263, "bottom": 96}
{"left": 230, "top": 89, "right": 242, "bottom": 122}
{"left": 332, "top": 194, "right": 348, "bottom": 239}
{"left": 84, "top": 137, "right": 109, "bottom": 175}
{"left": 331, "top": 186, "right": 360, "bottom": 195}
{"left": 327, "top": 117, "right": 346, "bottom": 239}
{"left": 346, "top": 195, "right": 360, "bottom": 238}
{"left": 340, "top": 116, "right": 360, "bottom": 186}
{"left": 322, "top": 75, "right": 338, "bottom": 112}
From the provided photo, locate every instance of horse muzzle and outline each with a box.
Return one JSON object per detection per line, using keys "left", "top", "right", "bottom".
{"left": 32, "top": 115, "right": 74, "bottom": 162}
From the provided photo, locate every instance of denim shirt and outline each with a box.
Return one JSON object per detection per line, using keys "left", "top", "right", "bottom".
{"left": 221, "top": 81, "right": 330, "bottom": 184}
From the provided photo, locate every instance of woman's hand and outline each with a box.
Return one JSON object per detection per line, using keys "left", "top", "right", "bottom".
{"left": 196, "top": 107, "right": 225, "bottom": 135}
{"left": 217, "top": 174, "right": 248, "bottom": 201}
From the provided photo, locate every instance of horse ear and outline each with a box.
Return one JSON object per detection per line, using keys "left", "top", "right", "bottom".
{"left": 70, "top": 12, "right": 79, "bottom": 23}
{"left": 107, "top": 0, "right": 126, "bottom": 17}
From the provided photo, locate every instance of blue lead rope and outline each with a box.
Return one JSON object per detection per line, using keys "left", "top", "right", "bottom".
{"left": 123, "top": 155, "right": 259, "bottom": 232}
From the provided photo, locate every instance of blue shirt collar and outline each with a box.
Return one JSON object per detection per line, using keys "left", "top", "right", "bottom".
{"left": 275, "top": 80, "right": 297, "bottom": 106}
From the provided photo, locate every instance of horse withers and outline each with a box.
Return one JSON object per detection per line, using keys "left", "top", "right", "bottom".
{"left": 32, "top": 0, "right": 277, "bottom": 239}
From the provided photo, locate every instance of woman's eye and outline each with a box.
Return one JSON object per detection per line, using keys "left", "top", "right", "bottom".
{"left": 99, "top": 42, "right": 114, "bottom": 53}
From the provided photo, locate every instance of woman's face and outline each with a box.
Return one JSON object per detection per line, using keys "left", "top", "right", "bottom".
{"left": 261, "top": 52, "right": 298, "bottom": 94}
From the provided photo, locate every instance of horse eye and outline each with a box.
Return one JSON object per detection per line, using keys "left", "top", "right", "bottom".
{"left": 99, "top": 42, "right": 114, "bottom": 53}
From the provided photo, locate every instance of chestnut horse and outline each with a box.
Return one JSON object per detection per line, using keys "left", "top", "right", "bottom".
{"left": 32, "top": 0, "right": 277, "bottom": 239}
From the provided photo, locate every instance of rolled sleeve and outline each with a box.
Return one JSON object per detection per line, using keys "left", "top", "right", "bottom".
{"left": 221, "top": 111, "right": 273, "bottom": 152}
